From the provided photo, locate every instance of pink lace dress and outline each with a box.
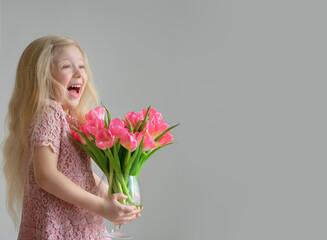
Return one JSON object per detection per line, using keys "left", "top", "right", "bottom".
{"left": 18, "top": 101, "right": 108, "bottom": 240}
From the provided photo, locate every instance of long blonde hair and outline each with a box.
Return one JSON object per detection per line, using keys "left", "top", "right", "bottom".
{"left": 2, "top": 35, "right": 99, "bottom": 228}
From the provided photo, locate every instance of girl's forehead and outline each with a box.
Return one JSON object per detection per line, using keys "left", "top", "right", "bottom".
{"left": 52, "top": 44, "right": 84, "bottom": 62}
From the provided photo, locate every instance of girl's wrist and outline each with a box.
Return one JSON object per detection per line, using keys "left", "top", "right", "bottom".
{"left": 93, "top": 195, "right": 106, "bottom": 216}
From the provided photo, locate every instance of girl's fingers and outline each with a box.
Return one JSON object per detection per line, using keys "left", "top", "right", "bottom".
{"left": 111, "top": 204, "right": 140, "bottom": 223}
{"left": 136, "top": 206, "right": 143, "bottom": 217}
{"left": 115, "top": 214, "right": 136, "bottom": 224}
{"left": 112, "top": 193, "right": 127, "bottom": 200}
{"left": 114, "top": 220, "right": 127, "bottom": 225}
{"left": 122, "top": 204, "right": 139, "bottom": 215}
{"left": 125, "top": 209, "right": 139, "bottom": 219}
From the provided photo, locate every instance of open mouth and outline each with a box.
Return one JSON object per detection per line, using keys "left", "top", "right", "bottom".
{"left": 67, "top": 84, "right": 82, "bottom": 97}
{"left": 68, "top": 85, "right": 81, "bottom": 94}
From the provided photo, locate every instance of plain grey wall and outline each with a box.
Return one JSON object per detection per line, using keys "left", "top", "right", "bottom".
{"left": 1, "top": 0, "right": 326, "bottom": 239}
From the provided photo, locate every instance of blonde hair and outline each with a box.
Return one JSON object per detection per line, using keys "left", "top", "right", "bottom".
{"left": 2, "top": 35, "right": 99, "bottom": 228}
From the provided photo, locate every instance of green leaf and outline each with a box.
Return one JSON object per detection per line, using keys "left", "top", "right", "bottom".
{"left": 138, "top": 105, "right": 151, "bottom": 132}
{"left": 89, "top": 133, "right": 95, "bottom": 141}
{"left": 133, "top": 120, "right": 143, "bottom": 133}
{"left": 113, "top": 143, "right": 121, "bottom": 171}
{"left": 122, "top": 151, "right": 131, "bottom": 175}
{"left": 68, "top": 136, "right": 94, "bottom": 158}
{"left": 154, "top": 123, "right": 180, "bottom": 142}
{"left": 125, "top": 116, "right": 133, "bottom": 132}
{"left": 70, "top": 125, "right": 109, "bottom": 174}
{"left": 116, "top": 138, "right": 121, "bottom": 153}
{"left": 129, "top": 134, "right": 145, "bottom": 176}
{"left": 101, "top": 103, "right": 111, "bottom": 125}
{"left": 104, "top": 148, "right": 122, "bottom": 175}
{"left": 104, "top": 118, "right": 108, "bottom": 129}
{"left": 147, "top": 142, "right": 174, "bottom": 160}
{"left": 69, "top": 137, "right": 109, "bottom": 174}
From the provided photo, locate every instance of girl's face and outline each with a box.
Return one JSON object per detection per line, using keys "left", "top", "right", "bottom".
{"left": 51, "top": 44, "right": 88, "bottom": 112}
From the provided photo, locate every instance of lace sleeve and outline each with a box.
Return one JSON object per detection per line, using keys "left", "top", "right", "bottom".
{"left": 30, "top": 103, "right": 64, "bottom": 155}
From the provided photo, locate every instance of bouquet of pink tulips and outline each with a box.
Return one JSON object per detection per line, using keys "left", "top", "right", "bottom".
{"left": 69, "top": 105, "right": 178, "bottom": 206}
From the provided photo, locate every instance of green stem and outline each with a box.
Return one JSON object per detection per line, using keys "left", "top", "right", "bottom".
{"left": 107, "top": 174, "right": 133, "bottom": 205}
{"left": 104, "top": 149, "right": 122, "bottom": 175}
{"left": 123, "top": 151, "right": 131, "bottom": 176}
{"left": 113, "top": 144, "right": 122, "bottom": 172}
{"left": 108, "top": 162, "right": 114, "bottom": 195}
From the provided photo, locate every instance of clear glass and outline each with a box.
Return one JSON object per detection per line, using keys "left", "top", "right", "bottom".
{"left": 98, "top": 174, "right": 142, "bottom": 239}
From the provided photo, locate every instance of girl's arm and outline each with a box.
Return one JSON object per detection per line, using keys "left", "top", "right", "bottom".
{"left": 33, "top": 146, "right": 139, "bottom": 224}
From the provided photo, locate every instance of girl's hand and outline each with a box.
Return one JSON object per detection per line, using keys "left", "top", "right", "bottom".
{"left": 98, "top": 193, "right": 140, "bottom": 225}
{"left": 136, "top": 206, "right": 143, "bottom": 218}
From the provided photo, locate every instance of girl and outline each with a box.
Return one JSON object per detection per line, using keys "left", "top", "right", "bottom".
{"left": 2, "top": 35, "right": 139, "bottom": 239}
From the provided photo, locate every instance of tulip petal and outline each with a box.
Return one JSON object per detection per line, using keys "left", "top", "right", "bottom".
{"left": 95, "top": 128, "right": 115, "bottom": 150}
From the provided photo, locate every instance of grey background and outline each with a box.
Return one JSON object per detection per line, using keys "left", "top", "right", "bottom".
{"left": 1, "top": 0, "right": 326, "bottom": 239}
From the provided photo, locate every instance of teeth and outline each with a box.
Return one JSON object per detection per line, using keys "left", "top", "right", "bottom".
{"left": 70, "top": 85, "right": 80, "bottom": 88}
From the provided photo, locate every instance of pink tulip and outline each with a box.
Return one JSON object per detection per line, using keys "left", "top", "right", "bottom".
{"left": 120, "top": 131, "right": 137, "bottom": 152}
{"left": 71, "top": 130, "right": 86, "bottom": 145}
{"left": 147, "top": 117, "right": 168, "bottom": 138}
{"left": 95, "top": 128, "right": 115, "bottom": 150}
{"left": 82, "top": 119, "right": 105, "bottom": 137}
{"left": 79, "top": 124, "right": 92, "bottom": 140}
{"left": 109, "top": 118, "right": 126, "bottom": 138}
{"left": 142, "top": 107, "right": 162, "bottom": 121}
{"left": 124, "top": 112, "right": 143, "bottom": 129}
{"left": 85, "top": 107, "right": 106, "bottom": 121}
{"left": 135, "top": 131, "right": 156, "bottom": 151}
{"left": 156, "top": 132, "right": 174, "bottom": 147}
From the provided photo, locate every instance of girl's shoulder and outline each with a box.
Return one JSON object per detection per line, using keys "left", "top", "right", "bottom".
{"left": 45, "top": 99, "right": 65, "bottom": 113}
{"left": 31, "top": 100, "right": 66, "bottom": 127}
{"left": 41, "top": 99, "right": 66, "bottom": 119}
{"left": 43, "top": 100, "right": 80, "bottom": 126}
{"left": 27, "top": 100, "right": 67, "bottom": 155}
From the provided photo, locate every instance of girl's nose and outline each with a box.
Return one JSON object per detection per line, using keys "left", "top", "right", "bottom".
{"left": 73, "top": 67, "right": 81, "bottom": 78}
